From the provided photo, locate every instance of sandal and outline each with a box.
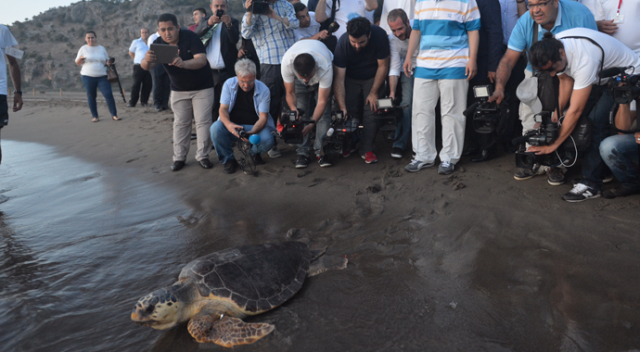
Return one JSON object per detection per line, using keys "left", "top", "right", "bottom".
{"left": 112, "top": 116, "right": 120, "bottom": 121}
{"left": 92, "top": 117, "right": 99, "bottom": 123}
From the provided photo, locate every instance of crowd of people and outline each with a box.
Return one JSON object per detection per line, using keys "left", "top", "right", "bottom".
{"left": 2, "top": 0, "right": 639, "bottom": 203}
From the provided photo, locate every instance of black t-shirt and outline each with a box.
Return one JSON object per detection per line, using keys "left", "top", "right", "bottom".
{"left": 230, "top": 87, "right": 259, "bottom": 125}
{"left": 333, "top": 25, "right": 390, "bottom": 80}
{"left": 154, "top": 29, "right": 214, "bottom": 91}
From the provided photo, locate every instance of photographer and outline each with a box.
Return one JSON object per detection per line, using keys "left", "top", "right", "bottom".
{"left": 196, "top": 0, "right": 239, "bottom": 120}
{"left": 281, "top": 40, "right": 334, "bottom": 168}
{"left": 527, "top": 28, "right": 640, "bottom": 202}
{"left": 210, "top": 60, "right": 276, "bottom": 174}
{"left": 293, "top": 3, "right": 325, "bottom": 41}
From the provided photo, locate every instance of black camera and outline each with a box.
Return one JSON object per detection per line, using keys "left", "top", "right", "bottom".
{"left": 322, "top": 111, "right": 359, "bottom": 156}
{"left": 280, "top": 109, "right": 314, "bottom": 144}
{"left": 512, "top": 111, "right": 564, "bottom": 169}
{"left": 375, "top": 97, "right": 401, "bottom": 141}
{"left": 250, "top": 0, "right": 270, "bottom": 15}
{"left": 599, "top": 66, "right": 640, "bottom": 104}
{"left": 216, "top": 9, "right": 225, "bottom": 18}
{"left": 464, "top": 85, "right": 507, "bottom": 134}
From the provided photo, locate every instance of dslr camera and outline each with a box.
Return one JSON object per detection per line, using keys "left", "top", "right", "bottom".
{"left": 463, "top": 85, "right": 506, "bottom": 134}
{"left": 280, "top": 108, "right": 314, "bottom": 144}
{"left": 322, "top": 111, "right": 359, "bottom": 156}
{"left": 250, "top": 0, "right": 270, "bottom": 15}
{"left": 512, "top": 111, "right": 563, "bottom": 169}
{"left": 216, "top": 9, "right": 225, "bottom": 18}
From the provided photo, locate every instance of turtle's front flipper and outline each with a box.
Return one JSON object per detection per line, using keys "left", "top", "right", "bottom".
{"left": 188, "top": 313, "right": 274, "bottom": 347}
{"left": 308, "top": 255, "right": 348, "bottom": 276}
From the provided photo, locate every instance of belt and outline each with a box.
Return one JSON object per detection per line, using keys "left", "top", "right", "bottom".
{"left": 211, "top": 68, "right": 226, "bottom": 73}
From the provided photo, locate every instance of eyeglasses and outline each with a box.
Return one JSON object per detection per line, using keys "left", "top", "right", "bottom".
{"left": 528, "top": 0, "right": 552, "bottom": 10}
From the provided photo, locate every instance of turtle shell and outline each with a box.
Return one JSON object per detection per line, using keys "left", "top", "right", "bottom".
{"left": 179, "top": 242, "right": 312, "bottom": 314}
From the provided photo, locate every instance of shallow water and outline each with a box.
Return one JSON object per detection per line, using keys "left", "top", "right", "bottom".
{"left": 2, "top": 140, "right": 640, "bottom": 352}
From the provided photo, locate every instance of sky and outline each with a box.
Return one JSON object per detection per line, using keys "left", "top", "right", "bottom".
{"left": 1, "top": 0, "right": 78, "bottom": 26}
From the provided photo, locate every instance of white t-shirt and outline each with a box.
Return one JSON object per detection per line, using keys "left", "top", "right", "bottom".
{"left": 379, "top": 0, "right": 416, "bottom": 35}
{"left": 389, "top": 20, "right": 417, "bottom": 76}
{"left": 577, "top": 0, "right": 605, "bottom": 20}
{"left": 600, "top": 0, "right": 640, "bottom": 55}
{"left": 281, "top": 40, "right": 334, "bottom": 88}
{"left": 0, "top": 25, "right": 18, "bottom": 95}
{"left": 75, "top": 45, "right": 110, "bottom": 77}
{"left": 295, "top": 12, "right": 321, "bottom": 40}
{"left": 323, "top": 0, "right": 370, "bottom": 39}
{"left": 205, "top": 24, "right": 226, "bottom": 69}
{"left": 129, "top": 37, "right": 148, "bottom": 65}
{"left": 557, "top": 28, "right": 640, "bottom": 90}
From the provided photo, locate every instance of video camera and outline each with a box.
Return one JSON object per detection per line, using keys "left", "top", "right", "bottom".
{"left": 463, "top": 85, "right": 507, "bottom": 134}
{"left": 280, "top": 108, "right": 315, "bottom": 144}
{"left": 250, "top": 0, "right": 270, "bottom": 15}
{"left": 322, "top": 111, "right": 359, "bottom": 156}
{"left": 216, "top": 9, "right": 225, "bottom": 18}
{"left": 599, "top": 66, "right": 640, "bottom": 105}
{"left": 375, "top": 97, "right": 401, "bottom": 141}
{"left": 511, "top": 111, "right": 565, "bottom": 169}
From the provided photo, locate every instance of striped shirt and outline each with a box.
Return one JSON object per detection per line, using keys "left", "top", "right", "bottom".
{"left": 412, "top": 0, "right": 481, "bottom": 80}
{"left": 241, "top": 0, "right": 299, "bottom": 65}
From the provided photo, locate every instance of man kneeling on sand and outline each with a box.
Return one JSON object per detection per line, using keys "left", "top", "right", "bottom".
{"left": 210, "top": 59, "right": 276, "bottom": 174}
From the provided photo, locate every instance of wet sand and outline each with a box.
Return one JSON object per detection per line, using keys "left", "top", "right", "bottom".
{"left": 1, "top": 96, "right": 640, "bottom": 351}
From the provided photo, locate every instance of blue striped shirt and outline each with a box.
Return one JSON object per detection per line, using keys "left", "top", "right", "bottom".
{"left": 241, "top": 0, "right": 299, "bottom": 65}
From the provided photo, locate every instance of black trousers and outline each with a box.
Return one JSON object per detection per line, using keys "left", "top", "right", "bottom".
{"left": 211, "top": 69, "right": 234, "bottom": 119}
{"left": 151, "top": 65, "right": 171, "bottom": 109}
{"left": 130, "top": 64, "right": 152, "bottom": 106}
{"left": 0, "top": 94, "right": 7, "bottom": 165}
{"left": 260, "top": 64, "right": 284, "bottom": 125}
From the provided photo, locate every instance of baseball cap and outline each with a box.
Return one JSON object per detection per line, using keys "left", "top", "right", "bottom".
{"left": 516, "top": 77, "right": 542, "bottom": 114}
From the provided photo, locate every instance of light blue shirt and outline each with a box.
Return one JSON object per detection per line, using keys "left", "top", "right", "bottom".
{"left": 128, "top": 38, "right": 148, "bottom": 65}
{"left": 241, "top": 0, "right": 299, "bottom": 65}
{"left": 507, "top": 0, "right": 597, "bottom": 71}
{"left": 499, "top": 0, "right": 521, "bottom": 46}
{"left": 220, "top": 77, "right": 272, "bottom": 120}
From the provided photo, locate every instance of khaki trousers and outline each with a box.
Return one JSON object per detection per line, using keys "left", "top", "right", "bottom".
{"left": 171, "top": 88, "right": 214, "bottom": 162}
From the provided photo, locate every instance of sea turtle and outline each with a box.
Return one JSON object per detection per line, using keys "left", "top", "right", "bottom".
{"left": 131, "top": 241, "right": 347, "bottom": 348}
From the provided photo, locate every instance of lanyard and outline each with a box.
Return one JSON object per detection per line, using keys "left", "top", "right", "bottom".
{"left": 617, "top": 0, "right": 623, "bottom": 16}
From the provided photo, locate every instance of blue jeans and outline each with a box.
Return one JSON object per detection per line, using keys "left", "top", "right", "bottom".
{"left": 210, "top": 119, "right": 275, "bottom": 164}
{"left": 600, "top": 134, "right": 640, "bottom": 191}
{"left": 81, "top": 75, "right": 118, "bottom": 119}
{"left": 579, "top": 85, "right": 615, "bottom": 191}
{"left": 393, "top": 73, "right": 414, "bottom": 150}
{"left": 293, "top": 81, "right": 331, "bottom": 158}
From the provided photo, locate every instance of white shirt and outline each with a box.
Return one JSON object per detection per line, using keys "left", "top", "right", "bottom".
{"left": 578, "top": 0, "right": 605, "bottom": 20}
{"left": 129, "top": 37, "right": 149, "bottom": 65}
{"left": 205, "top": 24, "right": 226, "bottom": 69}
{"left": 323, "top": 0, "right": 370, "bottom": 39}
{"left": 389, "top": 20, "right": 417, "bottom": 76}
{"left": 295, "top": 12, "right": 321, "bottom": 40}
{"left": 281, "top": 40, "right": 334, "bottom": 88}
{"left": 75, "top": 45, "right": 110, "bottom": 77}
{"left": 557, "top": 28, "right": 640, "bottom": 90}
{"left": 147, "top": 32, "right": 160, "bottom": 47}
{"left": 379, "top": 0, "right": 416, "bottom": 35}
{"left": 600, "top": 0, "right": 640, "bottom": 55}
{"left": 0, "top": 25, "right": 18, "bottom": 95}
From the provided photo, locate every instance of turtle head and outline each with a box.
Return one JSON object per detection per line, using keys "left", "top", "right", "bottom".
{"left": 131, "top": 284, "right": 189, "bottom": 330}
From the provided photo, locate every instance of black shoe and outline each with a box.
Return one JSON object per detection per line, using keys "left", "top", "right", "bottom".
{"left": 391, "top": 147, "right": 403, "bottom": 159}
{"left": 161, "top": 105, "right": 170, "bottom": 111}
{"left": 198, "top": 159, "right": 214, "bottom": 169}
{"left": 154, "top": 106, "right": 162, "bottom": 112}
{"left": 295, "top": 155, "right": 308, "bottom": 169}
{"left": 318, "top": 156, "right": 332, "bottom": 167}
{"left": 471, "top": 149, "right": 495, "bottom": 162}
{"left": 190, "top": 133, "right": 197, "bottom": 140}
{"left": 602, "top": 185, "right": 640, "bottom": 199}
{"left": 171, "top": 160, "right": 185, "bottom": 171}
{"left": 127, "top": 103, "right": 135, "bottom": 108}
{"left": 462, "top": 146, "right": 479, "bottom": 157}
{"left": 254, "top": 153, "right": 265, "bottom": 165}
{"left": 141, "top": 103, "right": 148, "bottom": 107}
{"left": 224, "top": 159, "right": 238, "bottom": 174}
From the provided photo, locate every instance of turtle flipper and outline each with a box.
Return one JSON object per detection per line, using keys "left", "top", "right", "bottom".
{"left": 188, "top": 314, "right": 274, "bottom": 347}
{"left": 308, "top": 255, "right": 348, "bottom": 276}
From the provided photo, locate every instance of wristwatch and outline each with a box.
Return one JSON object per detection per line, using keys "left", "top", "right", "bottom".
{"left": 13, "top": 90, "right": 22, "bottom": 95}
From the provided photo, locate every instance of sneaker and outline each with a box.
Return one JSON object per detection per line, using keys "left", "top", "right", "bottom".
{"left": 514, "top": 164, "right": 545, "bottom": 181}
{"left": 602, "top": 185, "right": 640, "bottom": 199}
{"left": 404, "top": 159, "right": 434, "bottom": 173}
{"left": 268, "top": 146, "right": 282, "bottom": 158}
{"left": 295, "top": 155, "right": 308, "bottom": 169}
{"left": 342, "top": 147, "right": 357, "bottom": 158}
{"left": 438, "top": 161, "right": 455, "bottom": 175}
{"left": 546, "top": 167, "right": 565, "bottom": 186}
{"left": 562, "top": 183, "right": 601, "bottom": 202}
{"left": 223, "top": 159, "right": 238, "bottom": 174}
{"left": 254, "top": 153, "right": 265, "bottom": 165}
{"left": 362, "top": 151, "right": 378, "bottom": 164}
{"left": 317, "top": 156, "right": 332, "bottom": 167}
{"left": 391, "top": 147, "right": 403, "bottom": 159}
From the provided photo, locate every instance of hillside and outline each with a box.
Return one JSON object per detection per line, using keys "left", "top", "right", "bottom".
{"left": 7, "top": 0, "right": 245, "bottom": 90}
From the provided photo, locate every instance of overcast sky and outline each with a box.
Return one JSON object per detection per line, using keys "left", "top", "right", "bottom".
{"left": 1, "top": 0, "right": 78, "bottom": 26}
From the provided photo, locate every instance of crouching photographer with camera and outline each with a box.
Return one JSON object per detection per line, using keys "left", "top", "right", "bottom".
{"left": 210, "top": 59, "right": 276, "bottom": 174}
{"left": 527, "top": 28, "right": 640, "bottom": 202}
{"left": 281, "top": 40, "right": 334, "bottom": 169}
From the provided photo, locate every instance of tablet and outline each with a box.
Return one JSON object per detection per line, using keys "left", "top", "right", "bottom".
{"left": 150, "top": 44, "right": 179, "bottom": 64}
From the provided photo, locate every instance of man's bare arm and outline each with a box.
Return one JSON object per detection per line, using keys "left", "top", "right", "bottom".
{"left": 488, "top": 49, "right": 521, "bottom": 104}
{"left": 333, "top": 66, "right": 347, "bottom": 113}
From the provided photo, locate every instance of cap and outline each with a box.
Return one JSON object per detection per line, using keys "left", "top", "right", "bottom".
{"left": 516, "top": 77, "right": 543, "bottom": 114}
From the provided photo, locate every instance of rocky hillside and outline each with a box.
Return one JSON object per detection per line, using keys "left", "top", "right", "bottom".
{"left": 7, "top": 0, "right": 245, "bottom": 90}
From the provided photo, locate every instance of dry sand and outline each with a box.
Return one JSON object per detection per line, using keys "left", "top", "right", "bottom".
{"left": 3, "top": 94, "right": 640, "bottom": 351}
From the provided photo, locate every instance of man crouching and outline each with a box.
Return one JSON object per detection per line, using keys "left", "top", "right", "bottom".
{"left": 210, "top": 59, "right": 276, "bottom": 174}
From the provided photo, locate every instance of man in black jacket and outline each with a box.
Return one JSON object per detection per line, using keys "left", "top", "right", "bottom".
{"left": 196, "top": 0, "right": 240, "bottom": 119}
